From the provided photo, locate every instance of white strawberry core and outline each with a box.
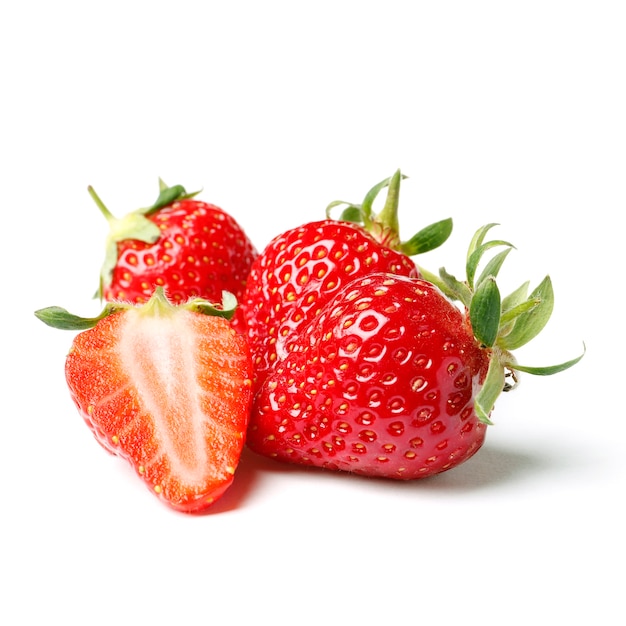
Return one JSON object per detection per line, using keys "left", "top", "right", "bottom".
{"left": 118, "top": 309, "right": 217, "bottom": 484}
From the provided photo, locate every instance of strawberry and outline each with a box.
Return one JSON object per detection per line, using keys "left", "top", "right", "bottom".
{"left": 90, "top": 180, "right": 257, "bottom": 316}
{"left": 246, "top": 226, "right": 584, "bottom": 479}
{"left": 35, "top": 288, "right": 253, "bottom": 513}
{"left": 239, "top": 170, "right": 453, "bottom": 391}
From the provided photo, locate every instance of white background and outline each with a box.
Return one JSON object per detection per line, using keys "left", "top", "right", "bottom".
{"left": 1, "top": 1, "right": 624, "bottom": 624}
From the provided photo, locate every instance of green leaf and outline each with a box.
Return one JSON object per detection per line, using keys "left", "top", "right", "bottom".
{"left": 339, "top": 205, "right": 364, "bottom": 223}
{"left": 505, "top": 344, "right": 586, "bottom": 376}
{"left": 467, "top": 223, "right": 499, "bottom": 265}
{"left": 438, "top": 267, "right": 473, "bottom": 307}
{"left": 498, "top": 276, "right": 554, "bottom": 350}
{"left": 401, "top": 218, "right": 453, "bottom": 256}
{"left": 499, "top": 297, "right": 541, "bottom": 327}
{"left": 141, "top": 182, "right": 202, "bottom": 216}
{"left": 467, "top": 240, "right": 514, "bottom": 290}
{"left": 470, "top": 276, "right": 501, "bottom": 347}
{"left": 360, "top": 175, "right": 393, "bottom": 226}
{"left": 501, "top": 281, "right": 530, "bottom": 313}
{"left": 145, "top": 184, "right": 188, "bottom": 214}
{"left": 34, "top": 303, "right": 122, "bottom": 330}
{"left": 476, "top": 246, "right": 513, "bottom": 287}
{"left": 474, "top": 358, "right": 505, "bottom": 424}
{"left": 186, "top": 291, "right": 238, "bottom": 321}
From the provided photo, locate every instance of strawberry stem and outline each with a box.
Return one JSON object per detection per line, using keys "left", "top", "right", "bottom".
{"left": 325, "top": 171, "right": 453, "bottom": 257}
{"left": 88, "top": 185, "right": 116, "bottom": 223}
{"left": 372, "top": 169, "right": 402, "bottom": 246}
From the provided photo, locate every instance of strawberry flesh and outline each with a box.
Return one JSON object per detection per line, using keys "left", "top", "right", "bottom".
{"left": 66, "top": 300, "right": 253, "bottom": 512}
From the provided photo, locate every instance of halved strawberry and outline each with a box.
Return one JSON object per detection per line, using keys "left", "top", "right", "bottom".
{"left": 35, "top": 288, "right": 253, "bottom": 513}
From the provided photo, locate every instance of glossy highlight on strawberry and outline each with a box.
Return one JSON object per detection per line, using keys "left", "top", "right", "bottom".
{"left": 239, "top": 171, "right": 453, "bottom": 392}
{"left": 248, "top": 274, "right": 491, "bottom": 478}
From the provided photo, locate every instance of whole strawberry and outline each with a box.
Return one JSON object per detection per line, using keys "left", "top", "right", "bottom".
{"left": 239, "top": 170, "right": 452, "bottom": 391}
{"left": 247, "top": 226, "right": 583, "bottom": 479}
{"left": 90, "top": 180, "right": 257, "bottom": 312}
{"left": 35, "top": 288, "right": 253, "bottom": 513}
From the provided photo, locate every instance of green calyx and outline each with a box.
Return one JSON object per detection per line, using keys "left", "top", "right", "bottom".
{"left": 326, "top": 169, "right": 453, "bottom": 257}
{"left": 419, "top": 223, "right": 585, "bottom": 424}
{"left": 91, "top": 179, "right": 201, "bottom": 299}
{"left": 34, "top": 287, "right": 238, "bottom": 331}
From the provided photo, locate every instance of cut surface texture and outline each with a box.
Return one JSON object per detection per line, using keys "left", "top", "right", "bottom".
{"left": 66, "top": 306, "right": 253, "bottom": 512}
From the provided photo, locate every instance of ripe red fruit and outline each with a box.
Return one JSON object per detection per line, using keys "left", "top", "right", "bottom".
{"left": 90, "top": 180, "right": 258, "bottom": 312}
{"left": 239, "top": 171, "right": 452, "bottom": 391}
{"left": 35, "top": 288, "right": 253, "bottom": 513}
{"left": 247, "top": 226, "right": 583, "bottom": 479}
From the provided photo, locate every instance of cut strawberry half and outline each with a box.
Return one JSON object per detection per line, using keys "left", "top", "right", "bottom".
{"left": 36, "top": 288, "right": 253, "bottom": 513}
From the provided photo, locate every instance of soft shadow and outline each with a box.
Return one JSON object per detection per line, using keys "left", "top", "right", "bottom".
{"left": 406, "top": 443, "right": 552, "bottom": 492}
{"left": 205, "top": 438, "right": 588, "bottom": 512}
{"left": 202, "top": 447, "right": 300, "bottom": 514}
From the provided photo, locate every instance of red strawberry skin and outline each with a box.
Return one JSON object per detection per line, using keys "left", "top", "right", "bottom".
{"left": 239, "top": 220, "right": 419, "bottom": 391}
{"left": 105, "top": 198, "right": 257, "bottom": 308}
{"left": 65, "top": 297, "right": 253, "bottom": 512}
{"left": 247, "top": 273, "right": 491, "bottom": 479}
